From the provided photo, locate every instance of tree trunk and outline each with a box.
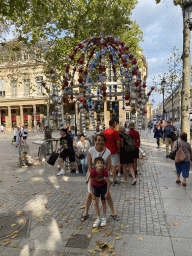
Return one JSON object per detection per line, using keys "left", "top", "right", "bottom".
{"left": 181, "top": 6, "right": 191, "bottom": 141}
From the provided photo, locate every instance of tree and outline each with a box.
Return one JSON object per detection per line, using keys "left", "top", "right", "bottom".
{"left": 0, "top": 0, "right": 144, "bottom": 69}
{"left": 152, "top": 47, "right": 183, "bottom": 119}
{"left": 155, "top": 0, "right": 191, "bottom": 140}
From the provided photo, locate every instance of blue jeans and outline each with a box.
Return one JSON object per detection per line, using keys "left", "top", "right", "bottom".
{"left": 80, "top": 153, "right": 88, "bottom": 174}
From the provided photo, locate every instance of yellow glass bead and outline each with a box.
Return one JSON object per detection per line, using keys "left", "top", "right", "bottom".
{"left": 79, "top": 88, "right": 84, "bottom": 92}
{"left": 79, "top": 74, "right": 83, "bottom": 78}
{"left": 125, "top": 92, "right": 129, "bottom": 95}
{"left": 102, "top": 97, "right": 107, "bottom": 102}
{"left": 51, "top": 79, "right": 56, "bottom": 83}
{"left": 46, "top": 89, "right": 50, "bottom": 93}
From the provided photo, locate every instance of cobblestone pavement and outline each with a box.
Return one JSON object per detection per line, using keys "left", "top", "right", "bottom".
{"left": 0, "top": 130, "right": 192, "bottom": 255}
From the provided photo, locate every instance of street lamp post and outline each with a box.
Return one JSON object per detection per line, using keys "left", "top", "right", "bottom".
{"left": 161, "top": 77, "right": 166, "bottom": 120}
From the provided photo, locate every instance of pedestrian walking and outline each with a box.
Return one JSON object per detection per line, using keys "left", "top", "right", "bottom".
{"left": 90, "top": 157, "right": 110, "bottom": 227}
{"left": 153, "top": 123, "right": 163, "bottom": 148}
{"left": 77, "top": 134, "right": 90, "bottom": 174}
{"left": 171, "top": 132, "right": 191, "bottom": 186}
{"left": 1, "top": 124, "right": 4, "bottom": 134}
{"left": 129, "top": 122, "right": 140, "bottom": 177}
{"left": 36, "top": 124, "right": 40, "bottom": 135}
{"left": 22, "top": 126, "right": 28, "bottom": 145}
{"left": 16, "top": 127, "right": 22, "bottom": 147}
{"left": 163, "top": 120, "right": 177, "bottom": 157}
{"left": 81, "top": 133, "right": 119, "bottom": 222}
{"left": 12, "top": 125, "right": 17, "bottom": 144}
{"left": 118, "top": 126, "right": 136, "bottom": 185}
{"left": 56, "top": 128, "right": 79, "bottom": 175}
{"left": 148, "top": 121, "right": 153, "bottom": 133}
{"left": 102, "top": 119, "right": 121, "bottom": 186}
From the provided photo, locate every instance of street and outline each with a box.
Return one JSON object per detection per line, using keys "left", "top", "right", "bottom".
{"left": 0, "top": 130, "right": 192, "bottom": 256}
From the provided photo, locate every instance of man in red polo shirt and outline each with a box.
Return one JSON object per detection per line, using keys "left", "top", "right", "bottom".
{"left": 102, "top": 120, "right": 121, "bottom": 186}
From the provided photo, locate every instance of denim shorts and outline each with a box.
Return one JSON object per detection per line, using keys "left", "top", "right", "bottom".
{"left": 111, "top": 153, "right": 119, "bottom": 166}
{"left": 93, "top": 183, "right": 107, "bottom": 200}
{"left": 175, "top": 161, "right": 190, "bottom": 178}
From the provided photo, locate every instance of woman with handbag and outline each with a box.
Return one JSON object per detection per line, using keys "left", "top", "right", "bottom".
{"left": 81, "top": 133, "right": 119, "bottom": 222}
{"left": 76, "top": 134, "right": 90, "bottom": 174}
{"left": 171, "top": 132, "right": 191, "bottom": 186}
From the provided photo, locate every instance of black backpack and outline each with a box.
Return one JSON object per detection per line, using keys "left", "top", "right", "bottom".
{"left": 122, "top": 133, "right": 135, "bottom": 153}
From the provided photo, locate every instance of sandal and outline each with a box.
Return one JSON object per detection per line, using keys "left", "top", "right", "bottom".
{"left": 81, "top": 215, "right": 89, "bottom": 222}
{"left": 176, "top": 180, "right": 181, "bottom": 184}
{"left": 110, "top": 214, "right": 120, "bottom": 221}
{"left": 182, "top": 182, "right": 186, "bottom": 186}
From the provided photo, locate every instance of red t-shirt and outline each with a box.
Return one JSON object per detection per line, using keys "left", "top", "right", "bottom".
{"left": 102, "top": 129, "right": 120, "bottom": 155}
{"left": 129, "top": 129, "right": 140, "bottom": 149}
{"left": 90, "top": 168, "right": 108, "bottom": 187}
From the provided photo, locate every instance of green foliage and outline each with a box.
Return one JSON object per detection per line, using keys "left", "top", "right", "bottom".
{"left": 152, "top": 46, "right": 183, "bottom": 95}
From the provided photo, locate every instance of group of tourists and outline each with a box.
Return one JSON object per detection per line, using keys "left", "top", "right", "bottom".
{"left": 55, "top": 119, "right": 140, "bottom": 227}
{"left": 13, "top": 125, "right": 28, "bottom": 146}
{"left": 152, "top": 119, "right": 192, "bottom": 187}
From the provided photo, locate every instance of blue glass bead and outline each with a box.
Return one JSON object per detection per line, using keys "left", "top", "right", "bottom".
{"left": 88, "top": 98, "right": 92, "bottom": 102}
{"left": 89, "top": 105, "right": 92, "bottom": 109}
{"left": 122, "top": 107, "right": 125, "bottom": 110}
{"left": 114, "top": 85, "right": 117, "bottom": 89}
{"left": 98, "top": 102, "right": 100, "bottom": 105}
{"left": 115, "top": 107, "right": 118, "bottom": 111}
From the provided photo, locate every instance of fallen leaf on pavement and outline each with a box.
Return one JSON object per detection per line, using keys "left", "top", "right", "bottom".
{"left": 126, "top": 225, "right": 129, "bottom": 228}
{"left": 16, "top": 211, "right": 23, "bottom": 215}
{"left": 173, "top": 222, "right": 179, "bottom": 226}
{"left": 11, "top": 224, "right": 16, "bottom": 227}
{"left": 66, "top": 192, "right": 71, "bottom": 196}
{"left": 112, "top": 252, "right": 117, "bottom": 255}
{"left": 122, "top": 186, "right": 126, "bottom": 188}
{"left": 139, "top": 197, "right": 143, "bottom": 200}
{"left": 31, "top": 193, "right": 36, "bottom": 195}
{"left": 19, "top": 218, "right": 25, "bottom": 224}
{"left": 75, "top": 225, "right": 82, "bottom": 230}
{"left": 39, "top": 217, "right": 44, "bottom": 222}
{"left": 165, "top": 187, "right": 168, "bottom": 189}
{"left": 167, "top": 226, "right": 170, "bottom": 229}
{"left": 102, "top": 230, "right": 112, "bottom": 237}
{"left": 73, "top": 233, "right": 77, "bottom": 236}
{"left": 3, "top": 238, "right": 11, "bottom": 245}
{"left": 79, "top": 206, "right": 85, "bottom": 209}
{"left": 88, "top": 249, "right": 96, "bottom": 254}
{"left": 125, "top": 198, "right": 129, "bottom": 201}
{"left": 87, "top": 234, "right": 92, "bottom": 238}
{"left": 138, "top": 237, "right": 143, "bottom": 241}
{"left": 108, "top": 244, "right": 115, "bottom": 249}
{"left": 120, "top": 224, "right": 124, "bottom": 229}
{"left": 13, "top": 243, "right": 19, "bottom": 248}
{"left": 61, "top": 212, "right": 65, "bottom": 215}
{"left": 46, "top": 211, "right": 50, "bottom": 214}
{"left": 174, "top": 238, "right": 178, "bottom": 241}
{"left": 11, "top": 230, "right": 18, "bottom": 238}
{"left": 95, "top": 245, "right": 103, "bottom": 252}
{"left": 46, "top": 191, "right": 51, "bottom": 195}
{"left": 2, "top": 203, "right": 6, "bottom": 207}
{"left": 58, "top": 224, "right": 63, "bottom": 228}
{"left": 115, "top": 237, "right": 122, "bottom": 240}
{"left": 92, "top": 228, "right": 100, "bottom": 233}
{"left": 21, "top": 192, "right": 26, "bottom": 195}
{"left": 99, "top": 252, "right": 109, "bottom": 256}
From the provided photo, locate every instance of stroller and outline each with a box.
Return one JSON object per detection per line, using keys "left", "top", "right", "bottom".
{"left": 19, "top": 144, "right": 30, "bottom": 167}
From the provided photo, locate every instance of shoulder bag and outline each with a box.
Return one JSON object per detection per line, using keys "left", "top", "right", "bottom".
{"left": 169, "top": 141, "right": 178, "bottom": 160}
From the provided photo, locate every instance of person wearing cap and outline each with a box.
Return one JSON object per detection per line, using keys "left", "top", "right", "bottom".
{"left": 56, "top": 128, "right": 79, "bottom": 175}
{"left": 128, "top": 121, "right": 140, "bottom": 178}
{"left": 163, "top": 120, "right": 176, "bottom": 157}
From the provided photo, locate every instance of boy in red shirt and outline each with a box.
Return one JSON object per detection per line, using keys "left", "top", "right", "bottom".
{"left": 90, "top": 157, "right": 110, "bottom": 228}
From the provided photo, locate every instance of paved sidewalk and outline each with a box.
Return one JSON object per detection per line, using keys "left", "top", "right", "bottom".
{"left": 0, "top": 130, "right": 192, "bottom": 255}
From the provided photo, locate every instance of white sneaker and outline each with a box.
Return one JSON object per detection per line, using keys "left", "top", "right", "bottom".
{"left": 132, "top": 178, "right": 137, "bottom": 185}
{"left": 93, "top": 218, "right": 101, "bottom": 228}
{"left": 57, "top": 169, "right": 65, "bottom": 176}
{"left": 76, "top": 170, "right": 79, "bottom": 174}
{"left": 100, "top": 218, "right": 106, "bottom": 227}
{"left": 22, "top": 165, "right": 28, "bottom": 168}
{"left": 118, "top": 173, "right": 121, "bottom": 177}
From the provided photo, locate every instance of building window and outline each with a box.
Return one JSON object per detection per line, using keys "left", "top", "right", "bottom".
{"left": 11, "top": 79, "right": 17, "bottom": 96}
{"left": 125, "top": 111, "right": 130, "bottom": 121}
{"left": 36, "top": 76, "right": 43, "bottom": 94}
{"left": 24, "top": 78, "right": 30, "bottom": 96}
{"left": 0, "top": 91, "right": 5, "bottom": 97}
{"left": 24, "top": 53, "right": 28, "bottom": 60}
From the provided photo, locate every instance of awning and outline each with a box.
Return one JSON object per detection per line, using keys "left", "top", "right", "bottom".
{"left": 23, "top": 116, "right": 28, "bottom": 120}
{"left": 12, "top": 116, "right": 16, "bottom": 121}
{"left": 1, "top": 117, "right": 5, "bottom": 121}
{"left": 36, "top": 116, "right": 40, "bottom": 120}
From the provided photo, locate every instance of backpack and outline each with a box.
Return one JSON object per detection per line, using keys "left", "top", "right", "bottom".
{"left": 122, "top": 133, "right": 135, "bottom": 153}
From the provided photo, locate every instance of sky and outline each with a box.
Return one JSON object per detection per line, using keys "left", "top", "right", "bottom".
{"left": 131, "top": 0, "right": 192, "bottom": 108}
